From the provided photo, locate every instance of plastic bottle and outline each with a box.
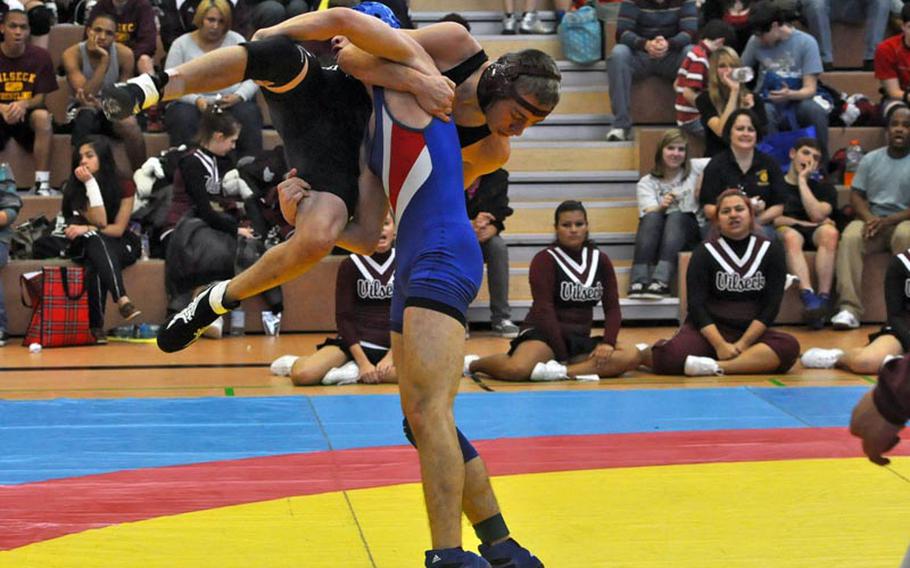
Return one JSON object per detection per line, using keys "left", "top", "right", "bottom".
{"left": 0, "top": 162, "right": 13, "bottom": 190}
{"left": 844, "top": 139, "right": 864, "bottom": 187}
{"left": 730, "top": 67, "right": 754, "bottom": 83}
{"left": 140, "top": 232, "right": 150, "bottom": 260}
{"left": 230, "top": 309, "right": 246, "bottom": 336}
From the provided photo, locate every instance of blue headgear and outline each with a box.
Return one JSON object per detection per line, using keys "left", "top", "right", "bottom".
{"left": 352, "top": 1, "right": 400, "bottom": 29}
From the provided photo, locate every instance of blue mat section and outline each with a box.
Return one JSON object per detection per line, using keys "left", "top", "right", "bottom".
{"left": 0, "top": 386, "right": 870, "bottom": 485}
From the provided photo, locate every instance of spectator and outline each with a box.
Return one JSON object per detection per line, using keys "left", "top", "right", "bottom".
{"left": 270, "top": 214, "right": 398, "bottom": 385}
{"left": 874, "top": 3, "right": 910, "bottom": 118}
{"left": 673, "top": 18, "right": 734, "bottom": 136}
{"left": 699, "top": 0, "right": 755, "bottom": 53}
{"left": 466, "top": 168, "right": 519, "bottom": 338}
{"left": 163, "top": 0, "right": 262, "bottom": 156}
{"left": 774, "top": 137, "right": 838, "bottom": 329}
{"left": 696, "top": 45, "right": 768, "bottom": 157}
{"left": 801, "top": 0, "right": 890, "bottom": 71}
{"left": 162, "top": 109, "right": 279, "bottom": 334}
{"left": 628, "top": 128, "right": 704, "bottom": 299}
{"left": 62, "top": 12, "right": 147, "bottom": 171}
{"left": 437, "top": 11, "right": 470, "bottom": 31}
{"left": 644, "top": 188, "right": 799, "bottom": 376}
{"left": 606, "top": 0, "right": 698, "bottom": 142}
{"left": 465, "top": 200, "right": 641, "bottom": 382}
{"left": 0, "top": 175, "right": 21, "bottom": 347}
{"left": 159, "top": 0, "right": 252, "bottom": 52}
{"left": 61, "top": 135, "right": 143, "bottom": 340}
{"left": 0, "top": 10, "right": 55, "bottom": 195}
{"left": 803, "top": 249, "right": 910, "bottom": 373}
{"left": 742, "top": 1, "right": 829, "bottom": 161}
{"left": 831, "top": 106, "right": 910, "bottom": 330}
{"left": 501, "top": 0, "right": 561, "bottom": 34}
{"left": 88, "top": 0, "right": 158, "bottom": 75}
{"left": 699, "top": 108, "right": 786, "bottom": 238}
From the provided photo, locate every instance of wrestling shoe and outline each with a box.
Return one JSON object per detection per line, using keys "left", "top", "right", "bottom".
{"left": 683, "top": 355, "right": 724, "bottom": 376}
{"left": 322, "top": 361, "right": 360, "bottom": 385}
{"left": 101, "top": 72, "right": 168, "bottom": 120}
{"left": 800, "top": 348, "right": 844, "bottom": 369}
{"left": 157, "top": 281, "right": 232, "bottom": 353}
{"left": 479, "top": 538, "right": 544, "bottom": 568}
{"left": 529, "top": 360, "right": 568, "bottom": 382}
{"left": 270, "top": 355, "right": 300, "bottom": 377}
{"left": 425, "top": 548, "right": 491, "bottom": 568}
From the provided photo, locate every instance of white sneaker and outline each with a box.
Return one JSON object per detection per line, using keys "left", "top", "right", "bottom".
{"left": 635, "top": 342, "right": 650, "bottom": 352}
{"left": 606, "top": 128, "right": 628, "bottom": 142}
{"left": 202, "top": 316, "right": 223, "bottom": 339}
{"left": 270, "top": 355, "right": 299, "bottom": 377}
{"left": 684, "top": 355, "right": 724, "bottom": 376}
{"left": 492, "top": 319, "right": 520, "bottom": 339}
{"left": 464, "top": 354, "right": 480, "bottom": 376}
{"left": 529, "top": 360, "right": 568, "bottom": 382}
{"left": 800, "top": 348, "right": 844, "bottom": 369}
{"left": 784, "top": 273, "right": 800, "bottom": 291}
{"left": 322, "top": 361, "right": 360, "bottom": 385}
{"left": 831, "top": 309, "right": 860, "bottom": 330}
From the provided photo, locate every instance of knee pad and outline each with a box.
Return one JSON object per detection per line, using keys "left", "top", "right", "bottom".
{"left": 402, "top": 418, "right": 479, "bottom": 463}
{"left": 243, "top": 35, "right": 314, "bottom": 90}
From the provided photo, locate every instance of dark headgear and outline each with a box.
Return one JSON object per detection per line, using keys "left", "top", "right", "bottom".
{"left": 476, "top": 57, "right": 560, "bottom": 116}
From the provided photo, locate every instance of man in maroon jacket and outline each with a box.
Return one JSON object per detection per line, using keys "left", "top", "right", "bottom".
{"left": 89, "top": 0, "right": 158, "bottom": 74}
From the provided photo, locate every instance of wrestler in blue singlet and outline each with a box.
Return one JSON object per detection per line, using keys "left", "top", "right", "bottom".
{"left": 367, "top": 87, "right": 484, "bottom": 332}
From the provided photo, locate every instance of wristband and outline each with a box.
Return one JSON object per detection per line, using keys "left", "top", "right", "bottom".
{"left": 85, "top": 176, "right": 104, "bottom": 208}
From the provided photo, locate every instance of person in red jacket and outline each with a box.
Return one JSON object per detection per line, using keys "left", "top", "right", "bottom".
{"left": 270, "top": 214, "right": 397, "bottom": 385}
{"left": 465, "top": 200, "right": 641, "bottom": 382}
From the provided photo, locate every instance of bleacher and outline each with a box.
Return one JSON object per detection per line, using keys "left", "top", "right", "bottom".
{"left": 1, "top": 1, "right": 896, "bottom": 338}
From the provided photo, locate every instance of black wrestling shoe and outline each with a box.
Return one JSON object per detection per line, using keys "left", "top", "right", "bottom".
{"left": 479, "top": 538, "right": 544, "bottom": 568}
{"left": 101, "top": 73, "right": 168, "bottom": 120}
{"left": 157, "top": 281, "right": 229, "bottom": 353}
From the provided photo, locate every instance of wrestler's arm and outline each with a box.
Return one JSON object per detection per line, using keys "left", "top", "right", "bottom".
{"left": 255, "top": 8, "right": 437, "bottom": 76}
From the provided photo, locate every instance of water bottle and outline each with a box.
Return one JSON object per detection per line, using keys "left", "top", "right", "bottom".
{"left": 0, "top": 162, "right": 14, "bottom": 191}
{"left": 230, "top": 309, "right": 246, "bottom": 336}
{"left": 844, "top": 139, "right": 864, "bottom": 187}
{"left": 730, "top": 67, "right": 754, "bottom": 83}
{"left": 140, "top": 232, "right": 150, "bottom": 260}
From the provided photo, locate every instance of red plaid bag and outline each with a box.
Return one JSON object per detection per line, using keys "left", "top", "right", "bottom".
{"left": 20, "top": 266, "right": 96, "bottom": 347}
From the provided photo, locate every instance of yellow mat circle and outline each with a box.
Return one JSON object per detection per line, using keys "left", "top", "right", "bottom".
{"left": 3, "top": 458, "right": 908, "bottom": 567}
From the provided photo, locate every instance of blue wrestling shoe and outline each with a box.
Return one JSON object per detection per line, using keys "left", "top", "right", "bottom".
{"left": 425, "top": 547, "right": 491, "bottom": 567}
{"left": 157, "top": 281, "right": 231, "bottom": 353}
{"left": 479, "top": 538, "right": 544, "bottom": 567}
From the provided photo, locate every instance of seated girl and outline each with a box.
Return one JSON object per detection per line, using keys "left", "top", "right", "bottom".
{"left": 271, "top": 215, "right": 397, "bottom": 386}
{"left": 643, "top": 188, "right": 800, "bottom": 376}
{"left": 801, "top": 248, "right": 910, "bottom": 373}
{"left": 465, "top": 200, "right": 641, "bottom": 382}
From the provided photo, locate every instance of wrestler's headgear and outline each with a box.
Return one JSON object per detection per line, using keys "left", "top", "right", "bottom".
{"left": 476, "top": 50, "right": 561, "bottom": 117}
{"left": 352, "top": 1, "right": 400, "bottom": 29}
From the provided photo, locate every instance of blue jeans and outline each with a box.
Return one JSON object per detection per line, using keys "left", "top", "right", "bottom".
{"left": 0, "top": 241, "right": 8, "bottom": 332}
{"left": 606, "top": 44, "right": 690, "bottom": 130}
{"left": 801, "top": 0, "right": 890, "bottom": 62}
{"left": 630, "top": 211, "right": 700, "bottom": 285}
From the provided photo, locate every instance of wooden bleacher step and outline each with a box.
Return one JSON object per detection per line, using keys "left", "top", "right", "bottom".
{"left": 478, "top": 34, "right": 562, "bottom": 61}
{"left": 412, "top": 10, "right": 559, "bottom": 36}
{"left": 411, "top": 0, "right": 556, "bottom": 14}
{"left": 507, "top": 140, "right": 635, "bottom": 172}
{"left": 507, "top": 170, "right": 638, "bottom": 201}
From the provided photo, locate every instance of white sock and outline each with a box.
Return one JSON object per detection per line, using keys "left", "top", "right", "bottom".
{"left": 35, "top": 171, "right": 49, "bottom": 186}
{"left": 207, "top": 281, "right": 231, "bottom": 315}
{"left": 128, "top": 73, "right": 161, "bottom": 109}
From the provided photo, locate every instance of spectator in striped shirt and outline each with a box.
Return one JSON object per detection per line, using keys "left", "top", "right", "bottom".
{"left": 673, "top": 18, "right": 735, "bottom": 136}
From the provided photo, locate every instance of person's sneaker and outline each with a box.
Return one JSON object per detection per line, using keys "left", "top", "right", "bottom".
{"left": 91, "top": 327, "right": 108, "bottom": 344}
{"left": 478, "top": 538, "right": 543, "bottom": 568}
{"left": 464, "top": 354, "right": 480, "bottom": 376}
{"left": 202, "top": 316, "right": 224, "bottom": 339}
{"left": 606, "top": 127, "right": 628, "bottom": 142}
{"left": 118, "top": 300, "right": 142, "bottom": 321}
{"left": 529, "top": 360, "right": 568, "bottom": 381}
{"left": 425, "top": 547, "right": 491, "bottom": 568}
{"left": 101, "top": 72, "right": 168, "bottom": 120}
{"left": 799, "top": 289, "right": 827, "bottom": 329}
{"left": 784, "top": 273, "right": 800, "bottom": 290}
{"left": 270, "top": 355, "right": 300, "bottom": 377}
{"left": 684, "top": 355, "right": 724, "bottom": 376}
{"left": 261, "top": 310, "right": 282, "bottom": 336}
{"left": 641, "top": 281, "right": 670, "bottom": 300}
{"left": 800, "top": 348, "right": 844, "bottom": 369}
{"left": 0, "top": 330, "right": 7, "bottom": 347}
{"left": 492, "top": 319, "right": 520, "bottom": 338}
{"left": 627, "top": 281, "right": 646, "bottom": 299}
{"left": 501, "top": 12, "right": 517, "bottom": 34}
{"left": 830, "top": 309, "right": 860, "bottom": 330}
{"left": 518, "top": 11, "right": 552, "bottom": 34}
{"left": 322, "top": 361, "right": 360, "bottom": 385}
{"left": 157, "top": 280, "right": 233, "bottom": 353}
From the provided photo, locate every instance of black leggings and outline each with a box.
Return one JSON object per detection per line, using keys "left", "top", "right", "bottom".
{"left": 74, "top": 231, "right": 140, "bottom": 328}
